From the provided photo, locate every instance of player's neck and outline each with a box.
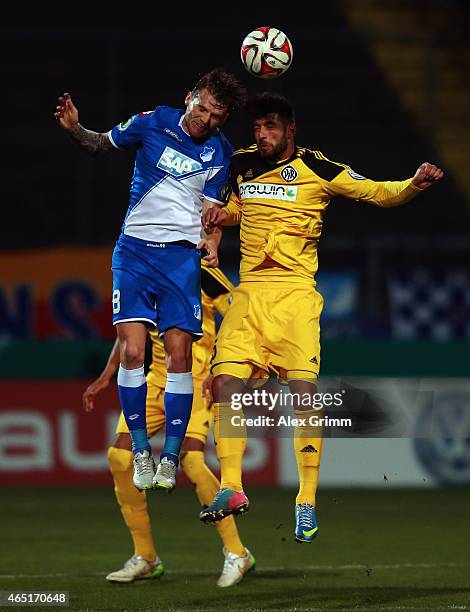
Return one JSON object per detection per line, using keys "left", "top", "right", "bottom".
{"left": 181, "top": 116, "right": 191, "bottom": 136}
{"left": 272, "top": 143, "right": 295, "bottom": 165}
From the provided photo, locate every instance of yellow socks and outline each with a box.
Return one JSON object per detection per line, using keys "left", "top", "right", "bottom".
{"left": 107, "top": 447, "right": 157, "bottom": 563}
{"left": 213, "top": 402, "right": 247, "bottom": 492}
{"left": 181, "top": 450, "right": 245, "bottom": 557}
{"left": 180, "top": 450, "right": 218, "bottom": 506}
{"left": 293, "top": 409, "right": 323, "bottom": 506}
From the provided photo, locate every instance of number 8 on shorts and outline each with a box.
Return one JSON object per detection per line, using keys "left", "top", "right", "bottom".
{"left": 112, "top": 289, "right": 121, "bottom": 314}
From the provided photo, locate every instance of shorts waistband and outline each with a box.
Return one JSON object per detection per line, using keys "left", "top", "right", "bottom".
{"left": 119, "top": 233, "right": 197, "bottom": 249}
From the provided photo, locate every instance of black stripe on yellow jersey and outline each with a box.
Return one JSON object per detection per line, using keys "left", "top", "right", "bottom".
{"left": 230, "top": 146, "right": 350, "bottom": 194}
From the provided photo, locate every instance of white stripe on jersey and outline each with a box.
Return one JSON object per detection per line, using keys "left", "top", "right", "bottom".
{"left": 123, "top": 169, "right": 223, "bottom": 243}
{"left": 107, "top": 130, "right": 119, "bottom": 149}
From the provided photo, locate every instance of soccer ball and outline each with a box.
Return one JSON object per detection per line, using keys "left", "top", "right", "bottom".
{"left": 240, "top": 27, "right": 293, "bottom": 79}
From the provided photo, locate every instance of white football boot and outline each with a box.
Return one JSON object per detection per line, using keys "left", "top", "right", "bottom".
{"left": 106, "top": 555, "right": 164, "bottom": 583}
{"left": 217, "top": 547, "right": 256, "bottom": 587}
{"left": 132, "top": 450, "right": 156, "bottom": 490}
{"left": 152, "top": 457, "right": 177, "bottom": 492}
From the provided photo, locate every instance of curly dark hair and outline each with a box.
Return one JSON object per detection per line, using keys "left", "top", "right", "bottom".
{"left": 246, "top": 92, "right": 295, "bottom": 123}
{"left": 193, "top": 68, "right": 247, "bottom": 112}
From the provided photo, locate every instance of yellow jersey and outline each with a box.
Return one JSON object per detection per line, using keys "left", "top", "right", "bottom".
{"left": 223, "top": 146, "right": 422, "bottom": 284}
{"left": 147, "top": 265, "right": 233, "bottom": 388}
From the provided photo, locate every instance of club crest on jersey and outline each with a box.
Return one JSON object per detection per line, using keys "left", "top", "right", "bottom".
{"left": 239, "top": 182, "right": 298, "bottom": 202}
{"left": 280, "top": 165, "right": 298, "bottom": 182}
{"left": 200, "top": 146, "right": 215, "bottom": 162}
{"left": 348, "top": 170, "right": 367, "bottom": 180}
{"left": 118, "top": 116, "right": 135, "bottom": 131}
{"left": 157, "top": 146, "right": 203, "bottom": 177}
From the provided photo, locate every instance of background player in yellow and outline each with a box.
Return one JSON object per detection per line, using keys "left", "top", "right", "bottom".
{"left": 82, "top": 265, "right": 255, "bottom": 587}
{"left": 200, "top": 92, "right": 444, "bottom": 542}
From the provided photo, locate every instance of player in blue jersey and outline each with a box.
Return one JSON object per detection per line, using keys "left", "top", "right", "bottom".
{"left": 55, "top": 69, "right": 246, "bottom": 491}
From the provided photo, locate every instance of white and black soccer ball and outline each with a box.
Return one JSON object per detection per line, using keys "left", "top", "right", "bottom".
{"left": 240, "top": 26, "right": 293, "bottom": 79}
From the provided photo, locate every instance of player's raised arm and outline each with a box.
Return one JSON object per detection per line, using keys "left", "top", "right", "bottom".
{"left": 325, "top": 161, "right": 444, "bottom": 208}
{"left": 55, "top": 92, "right": 115, "bottom": 155}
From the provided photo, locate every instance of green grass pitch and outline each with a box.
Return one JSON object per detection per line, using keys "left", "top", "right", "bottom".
{"left": 1, "top": 486, "right": 470, "bottom": 611}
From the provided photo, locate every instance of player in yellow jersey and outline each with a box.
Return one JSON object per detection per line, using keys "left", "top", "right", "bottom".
{"left": 200, "top": 92, "right": 444, "bottom": 542}
{"left": 82, "top": 265, "right": 255, "bottom": 586}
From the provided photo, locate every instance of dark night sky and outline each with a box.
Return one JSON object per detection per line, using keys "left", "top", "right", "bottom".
{"left": 3, "top": 3, "right": 469, "bottom": 251}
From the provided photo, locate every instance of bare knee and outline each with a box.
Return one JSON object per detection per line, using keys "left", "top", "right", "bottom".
{"left": 181, "top": 436, "right": 205, "bottom": 460}
{"left": 164, "top": 329, "right": 193, "bottom": 372}
{"left": 167, "top": 346, "right": 192, "bottom": 372}
{"left": 288, "top": 379, "right": 318, "bottom": 412}
{"left": 116, "top": 323, "right": 147, "bottom": 368}
{"left": 120, "top": 342, "right": 145, "bottom": 368}
{"left": 112, "top": 433, "right": 132, "bottom": 451}
{"left": 212, "top": 374, "right": 244, "bottom": 402}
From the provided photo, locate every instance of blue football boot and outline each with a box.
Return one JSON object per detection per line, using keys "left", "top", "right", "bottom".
{"left": 295, "top": 503, "right": 318, "bottom": 543}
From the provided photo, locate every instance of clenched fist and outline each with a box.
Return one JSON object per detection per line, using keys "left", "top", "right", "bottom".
{"left": 412, "top": 162, "right": 444, "bottom": 190}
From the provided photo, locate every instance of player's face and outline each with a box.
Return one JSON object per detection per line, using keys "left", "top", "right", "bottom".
{"left": 183, "top": 88, "right": 229, "bottom": 139}
{"left": 253, "top": 113, "right": 295, "bottom": 162}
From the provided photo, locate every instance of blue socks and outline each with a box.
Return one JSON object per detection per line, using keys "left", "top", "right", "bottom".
{"left": 162, "top": 372, "right": 193, "bottom": 466}
{"left": 117, "top": 365, "right": 150, "bottom": 455}
{"left": 117, "top": 366, "right": 194, "bottom": 464}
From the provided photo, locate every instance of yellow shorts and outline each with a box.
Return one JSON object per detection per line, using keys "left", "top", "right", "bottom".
{"left": 211, "top": 282, "right": 323, "bottom": 381}
{"left": 115, "top": 376, "right": 212, "bottom": 444}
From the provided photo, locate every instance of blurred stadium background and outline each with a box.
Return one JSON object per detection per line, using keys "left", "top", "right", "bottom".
{"left": 1, "top": 2, "right": 470, "bottom": 609}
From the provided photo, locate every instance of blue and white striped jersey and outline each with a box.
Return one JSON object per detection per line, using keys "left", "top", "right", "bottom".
{"left": 109, "top": 106, "right": 232, "bottom": 244}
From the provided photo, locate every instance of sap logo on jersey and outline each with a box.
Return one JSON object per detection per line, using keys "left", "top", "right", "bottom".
{"left": 239, "top": 182, "right": 298, "bottom": 201}
{"left": 157, "top": 146, "right": 203, "bottom": 177}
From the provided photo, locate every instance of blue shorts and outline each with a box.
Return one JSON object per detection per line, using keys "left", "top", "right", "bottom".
{"left": 111, "top": 234, "right": 202, "bottom": 336}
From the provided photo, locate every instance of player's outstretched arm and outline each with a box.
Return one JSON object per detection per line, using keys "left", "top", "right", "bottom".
{"left": 412, "top": 162, "right": 444, "bottom": 190}
{"left": 326, "top": 160, "right": 444, "bottom": 208}
{"left": 54, "top": 92, "right": 114, "bottom": 155}
{"left": 82, "top": 338, "right": 121, "bottom": 412}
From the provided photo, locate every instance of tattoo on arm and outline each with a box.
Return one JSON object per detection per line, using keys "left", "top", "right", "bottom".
{"left": 67, "top": 124, "right": 115, "bottom": 155}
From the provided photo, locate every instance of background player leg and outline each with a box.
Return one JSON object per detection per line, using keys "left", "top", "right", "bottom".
{"left": 106, "top": 433, "right": 164, "bottom": 583}
{"left": 153, "top": 328, "right": 194, "bottom": 491}
{"left": 200, "top": 374, "right": 249, "bottom": 523}
{"left": 289, "top": 378, "right": 324, "bottom": 544}
{"left": 117, "top": 322, "right": 155, "bottom": 490}
{"left": 180, "top": 436, "right": 255, "bottom": 587}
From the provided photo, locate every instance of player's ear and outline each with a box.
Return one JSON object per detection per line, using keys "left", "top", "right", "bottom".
{"left": 184, "top": 91, "right": 193, "bottom": 107}
{"left": 288, "top": 122, "right": 297, "bottom": 138}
